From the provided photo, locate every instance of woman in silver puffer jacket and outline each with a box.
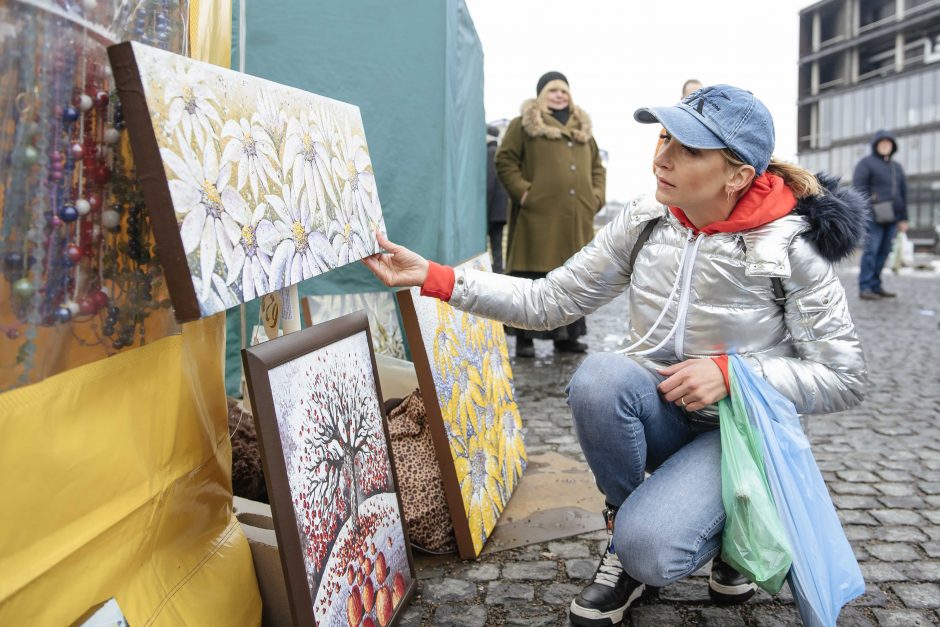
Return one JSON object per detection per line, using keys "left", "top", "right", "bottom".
{"left": 364, "top": 84, "right": 868, "bottom": 627}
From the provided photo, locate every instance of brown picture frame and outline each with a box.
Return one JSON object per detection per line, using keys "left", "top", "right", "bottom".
{"left": 396, "top": 253, "right": 527, "bottom": 559}
{"left": 242, "top": 312, "right": 416, "bottom": 627}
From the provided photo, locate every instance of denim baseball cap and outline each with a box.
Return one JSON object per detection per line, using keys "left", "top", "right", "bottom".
{"left": 634, "top": 84, "right": 775, "bottom": 174}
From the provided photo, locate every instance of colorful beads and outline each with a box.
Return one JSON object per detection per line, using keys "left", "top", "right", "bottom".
{"left": 58, "top": 204, "right": 79, "bottom": 222}
{"left": 13, "top": 278, "right": 35, "bottom": 299}
{"left": 101, "top": 209, "right": 121, "bottom": 230}
{"left": 78, "top": 94, "right": 93, "bottom": 112}
{"left": 63, "top": 106, "right": 79, "bottom": 122}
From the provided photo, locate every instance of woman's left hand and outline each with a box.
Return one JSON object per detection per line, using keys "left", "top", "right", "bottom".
{"left": 656, "top": 359, "right": 728, "bottom": 412}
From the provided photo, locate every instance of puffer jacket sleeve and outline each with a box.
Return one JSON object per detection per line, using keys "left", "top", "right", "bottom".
{"left": 743, "top": 235, "right": 868, "bottom": 414}
{"left": 448, "top": 202, "right": 654, "bottom": 329}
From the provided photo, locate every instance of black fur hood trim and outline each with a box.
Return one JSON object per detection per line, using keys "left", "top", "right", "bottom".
{"left": 793, "top": 173, "right": 868, "bottom": 263}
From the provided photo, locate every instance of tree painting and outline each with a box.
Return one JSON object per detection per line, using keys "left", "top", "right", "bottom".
{"left": 267, "top": 331, "right": 413, "bottom": 625}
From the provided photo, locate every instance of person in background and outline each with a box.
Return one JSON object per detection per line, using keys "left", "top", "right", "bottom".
{"left": 853, "top": 130, "right": 909, "bottom": 300}
{"left": 495, "top": 71, "right": 606, "bottom": 358}
{"left": 363, "top": 84, "right": 868, "bottom": 626}
{"left": 486, "top": 125, "right": 509, "bottom": 273}
{"left": 682, "top": 78, "right": 703, "bottom": 98}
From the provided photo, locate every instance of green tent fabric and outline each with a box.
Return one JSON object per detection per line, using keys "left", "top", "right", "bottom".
{"left": 225, "top": 0, "right": 485, "bottom": 395}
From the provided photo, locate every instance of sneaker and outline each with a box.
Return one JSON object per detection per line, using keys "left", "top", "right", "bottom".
{"left": 872, "top": 288, "right": 896, "bottom": 298}
{"left": 859, "top": 290, "right": 882, "bottom": 300}
{"left": 515, "top": 337, "right": 534, "bottom": 358}
{"left": 708, "top": 555, "right": 757, "bottom": 605}
{"left": 569, "top": 508, "right": 645, "bottom": 626}
{"left": 554, "top": 339, "right": 588, "bottom": 353}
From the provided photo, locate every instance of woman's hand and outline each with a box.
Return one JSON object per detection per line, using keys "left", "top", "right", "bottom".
{"left": 656, "top": 359, "right": 728, "bottom": 412}
{"left": 362, "top": 231, "right": 430, "bottom": 288}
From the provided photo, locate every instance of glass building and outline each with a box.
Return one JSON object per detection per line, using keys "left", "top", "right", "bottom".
{"left": 797, "top": 0, "right": 940, "bottom": 228}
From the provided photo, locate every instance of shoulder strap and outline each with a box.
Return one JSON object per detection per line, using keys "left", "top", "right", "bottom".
{"left": 629, "top": 217, "right": 660, "bottom": 271}
{"left": 630, "top": 216, "right": 788, "bottom": 306}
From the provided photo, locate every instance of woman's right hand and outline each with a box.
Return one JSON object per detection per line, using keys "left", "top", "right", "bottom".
{"left": 362, "top": 230, "right": 430, "bottom": 288}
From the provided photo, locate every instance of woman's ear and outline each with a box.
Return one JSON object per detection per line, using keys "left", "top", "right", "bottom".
{"left": 729, "top": 165, "right": 756, "bottom": 193}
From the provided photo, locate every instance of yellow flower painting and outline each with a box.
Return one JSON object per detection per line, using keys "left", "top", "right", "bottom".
{"left": 401, "top": 253, "right": 526, "bottom": 557}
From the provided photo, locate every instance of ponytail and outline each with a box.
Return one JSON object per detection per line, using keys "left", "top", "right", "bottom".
{"left": 721, "top": 150, "right": 822, "bottom": 200}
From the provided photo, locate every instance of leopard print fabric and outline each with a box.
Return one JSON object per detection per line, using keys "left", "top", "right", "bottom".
{"left": 387, "top": 389, "right": 456, "bottom": 553}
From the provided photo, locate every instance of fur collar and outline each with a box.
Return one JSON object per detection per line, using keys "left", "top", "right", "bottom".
{"left": 793, "top": 173, "right": 868, "bottom": 262}
{"left": 520, "top": 99, "right": 592, "bottom": 143}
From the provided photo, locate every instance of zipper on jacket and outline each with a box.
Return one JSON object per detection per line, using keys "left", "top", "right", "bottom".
{"left": 673, "top": 232, "right": 703, "bottom": 359}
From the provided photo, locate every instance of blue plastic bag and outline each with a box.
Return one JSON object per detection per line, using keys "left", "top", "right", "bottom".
{"left": 729, "top": 356, "right": 864, "bottom": 627}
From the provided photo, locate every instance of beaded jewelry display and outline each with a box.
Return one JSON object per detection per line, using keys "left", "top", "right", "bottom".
{"left": 0, "top": 0, "right": 188, "bottom": 391}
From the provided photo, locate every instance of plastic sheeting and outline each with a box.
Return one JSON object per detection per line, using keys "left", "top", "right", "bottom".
{"left": 225, "top": 0, "right": 485, "bottom": 395}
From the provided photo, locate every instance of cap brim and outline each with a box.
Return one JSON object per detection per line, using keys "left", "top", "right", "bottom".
{"left": 633, "top": 106, "right": 726, "bottom": 150}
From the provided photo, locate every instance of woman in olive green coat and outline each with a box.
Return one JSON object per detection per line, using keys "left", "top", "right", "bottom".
{"left": 495, "top": 71, "right": 606, "bottom": 357}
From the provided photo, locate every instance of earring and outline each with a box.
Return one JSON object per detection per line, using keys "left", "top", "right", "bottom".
{"left": 726, "top": 186, "right": 737, "bottom": 204}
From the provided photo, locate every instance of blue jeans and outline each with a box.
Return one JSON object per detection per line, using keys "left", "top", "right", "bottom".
{"left": 858, "top": 217, "right": 897, "bottom": 293}
{"left": 566, "top": 353, "right": 723, "bottom": 587}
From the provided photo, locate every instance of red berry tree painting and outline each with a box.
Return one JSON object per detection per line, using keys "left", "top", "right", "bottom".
{"left": 263, "top": 329, "right": 414, "bottom": 626}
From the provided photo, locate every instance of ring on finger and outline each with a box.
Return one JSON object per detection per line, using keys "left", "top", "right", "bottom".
{"left": 680, "top": 396, "right": 688, "bottom": 407}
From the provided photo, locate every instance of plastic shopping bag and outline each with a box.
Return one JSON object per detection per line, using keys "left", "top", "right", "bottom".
{"left": 718, "top": 385, "right": 792, "bottom": 594}
{"left": 888, "top": 231, "right": 915, "bottom": 273}
{"left": 729, "top": 356, "right": 864, "bottom": 627}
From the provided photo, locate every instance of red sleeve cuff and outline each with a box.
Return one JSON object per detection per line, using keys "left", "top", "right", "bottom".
{"left": 420, "top": 261, "right": 455, "bottom": 301}
{"left": 711, "top": 355, "right": 730, "bottom": 394}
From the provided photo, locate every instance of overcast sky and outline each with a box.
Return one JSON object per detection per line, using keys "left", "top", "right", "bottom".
{"left": 465, "top": 0, "right": 815, "bottom": 202}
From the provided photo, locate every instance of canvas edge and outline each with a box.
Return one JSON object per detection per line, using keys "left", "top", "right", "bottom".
{"left": 106, "top": 42, "right": 202, "bottom": 323}
{"left": 395, "top": 289, "right": 477, "bottom": 559}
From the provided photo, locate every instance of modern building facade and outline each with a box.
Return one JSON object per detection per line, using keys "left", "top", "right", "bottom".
{"left": 797, "top": 0, "right": 940, "bottom": 229}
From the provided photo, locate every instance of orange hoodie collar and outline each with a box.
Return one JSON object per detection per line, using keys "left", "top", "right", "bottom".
{"left": 669, "top": 172, "right": 797, "bottom": 235}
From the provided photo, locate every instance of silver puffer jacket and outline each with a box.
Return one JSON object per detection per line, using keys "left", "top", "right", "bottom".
{"left": 449, "top": 182, "right": 869, "bottom": 418}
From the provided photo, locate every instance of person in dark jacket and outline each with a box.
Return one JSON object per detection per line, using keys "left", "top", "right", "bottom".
{"left": 853, "top": 130, "right": 908, "bottom": 300}
{"left": 487, "top": 126, "right": 509, "bottom": 273}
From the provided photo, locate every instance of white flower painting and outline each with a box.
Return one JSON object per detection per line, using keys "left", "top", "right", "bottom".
{"left": 127, "top": 42, "right": 387, "bottom": 318}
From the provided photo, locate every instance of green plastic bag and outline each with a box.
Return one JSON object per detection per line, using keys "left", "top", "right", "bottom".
{"left": 718, "top": 374, "right": 792, "bottom": 594}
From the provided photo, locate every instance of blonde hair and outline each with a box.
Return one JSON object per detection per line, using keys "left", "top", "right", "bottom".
{"left": 536, "top": 79, "right": 573, "bottom": 112}
{"left": 721, "top": 150, "right": 821, "bottom": 199}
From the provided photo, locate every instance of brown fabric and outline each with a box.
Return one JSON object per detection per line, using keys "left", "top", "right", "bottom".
{"left": 227, "top": 397, "right": 268, "bottom": 503}
{"left": 495, "top": 99, "right": 606, "bottom": 274}
{"left": 387, "top": 389, "right": 457, "bottom": 553}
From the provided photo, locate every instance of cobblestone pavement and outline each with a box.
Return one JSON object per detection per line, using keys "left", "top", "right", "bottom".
{"left": 403, "top": 261, "right": 940, "bottom": 626}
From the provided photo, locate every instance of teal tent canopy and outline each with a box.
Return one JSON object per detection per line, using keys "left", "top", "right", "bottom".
{"left": 226, "top": 0, "right": 486, "bottom": 395}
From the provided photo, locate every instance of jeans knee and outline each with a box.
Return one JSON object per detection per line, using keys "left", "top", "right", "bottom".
{"left": 614, "top": 527, "right": 679, "bottom": 588}
{"left": 567, "top": 353, "right": 647, "bottom": 411}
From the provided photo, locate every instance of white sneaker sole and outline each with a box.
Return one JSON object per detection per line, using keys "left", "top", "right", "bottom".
{"left": 708, "top": 579, "right": 757, "bottom": 596}
{"left": 568, "top": 584, "right": 644, "bottom": 626}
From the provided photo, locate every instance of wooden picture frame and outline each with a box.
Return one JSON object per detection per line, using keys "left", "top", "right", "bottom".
{"left": 396, "top": 253, "right": 527, "bottom": 558}
{"left": 108, "top": 41, "right": 387, "bottom": 321}
{"left": 242, "top": 312, "right": 416, "bottom": 626}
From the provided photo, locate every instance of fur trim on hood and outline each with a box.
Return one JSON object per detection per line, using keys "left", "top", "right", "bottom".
{"left": 794, "top": 173, "right": 868, "bottom": 262}
{"left": 521, "top": 99, "right": 592, "bottom": 143}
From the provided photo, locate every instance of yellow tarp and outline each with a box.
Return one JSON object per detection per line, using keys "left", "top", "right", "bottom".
{"left": 0, "top": 3, "right": 260, "bottom": 625}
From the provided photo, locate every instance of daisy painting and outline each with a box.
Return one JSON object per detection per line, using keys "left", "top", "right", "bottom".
{"left": 397, "top": 253, "right": 526, "bottom": 558}
{"left": 109, "top": 41, "right": 387, "bottom": 321}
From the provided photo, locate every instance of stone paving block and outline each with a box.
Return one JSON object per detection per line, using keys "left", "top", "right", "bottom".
{"left": 878, "top": 496, "right": 929, "bottom": 510}
{"left": 867, "top": 543, "right": 921, "bottom": 562}
{"left": 422, "top": 578, "right": 479, "bottom": 603}
{"left": 540, "top": 582, "right": 581, "bottom": 605}
{"left": 876, "top": 483, "right": 918, "bottom": 497}
{"left": 485, "top": 582, "right": 535, "bottom": 605}
{"left": 921, "top": 483, "right": 940, "bottom": 495}
{"left": 844, "top": 525, "right": 877, "bottom": 541}
{"left": 505, "top": 609, "right": 560, "bottom": 626}
{"left": 837, "top": 607, "right": 876, "bottom": 627}
{"left": 658, "top": 580, "right": 709, "bottom": 603}
{"left": 833, "top": 495, "right": 882, "bottom": 509}
{"left": 904, "top": 562, "right": 940, "bottom": 582}
{"left": 849, "top": 585, "right": 888, "bottom": 607}
{"left": 417, "top": 566, "right": 446, "bottom": 580}
{"left": 876, "top": 470, "right": 914, "bottom": 482}
{"left": 547, "top": 541, "right": 591, "bottom": 559}
{"left": 695, "top": 606, "right": 747, "bottom": 626}
{"left": 502, "top": 561, "right": 557, "bottom": 581}
{"left": 831, "top": 482, "right": 881, "bottom": 496}
{"left": 860, "top": 562, "right": 908, "bottom": 583}
{"left": 840, "top": 510, "right": 879, "bottom": 526}
{"left": 870, "top": 509, "right": 926, "bottom": 526}
{"left": 432, "top": 604, "right": 487, "bottom": 627}
{"left": 892, "top": 583, "right": 940, "bottom": 608}
{"left": 460, "top": 563, "right": 501, "bottom": 582}
{"left": 838, "top": 470, "right": 882, "bottom": 483}
{"left": 565, "top": 558, "right": 597, "bottom": 580}
{"left": 922, "top": 542, "right": 940, "bottom": 558}
{"left": 629, "top": 605, "right": 683, "bottom": 626}
{"left": 398, "top": 604, "right": 425, "bottom": 627}
{"left": 751, "top": 606, "right": 801, "bottom": 626}
{"left": 875, "top": 526, "right": 929, "bottom": 543}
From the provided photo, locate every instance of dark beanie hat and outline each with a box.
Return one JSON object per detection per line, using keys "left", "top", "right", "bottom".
{"left": 537, "top": 71, "right": 568, "bottom": 96}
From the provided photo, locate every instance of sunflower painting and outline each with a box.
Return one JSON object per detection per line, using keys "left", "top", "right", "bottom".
{"left": 109, "top": 42, "right": 387, "bottom": 321}
{"left": 397, "top": 253, "right": 526, "bottom": 558}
